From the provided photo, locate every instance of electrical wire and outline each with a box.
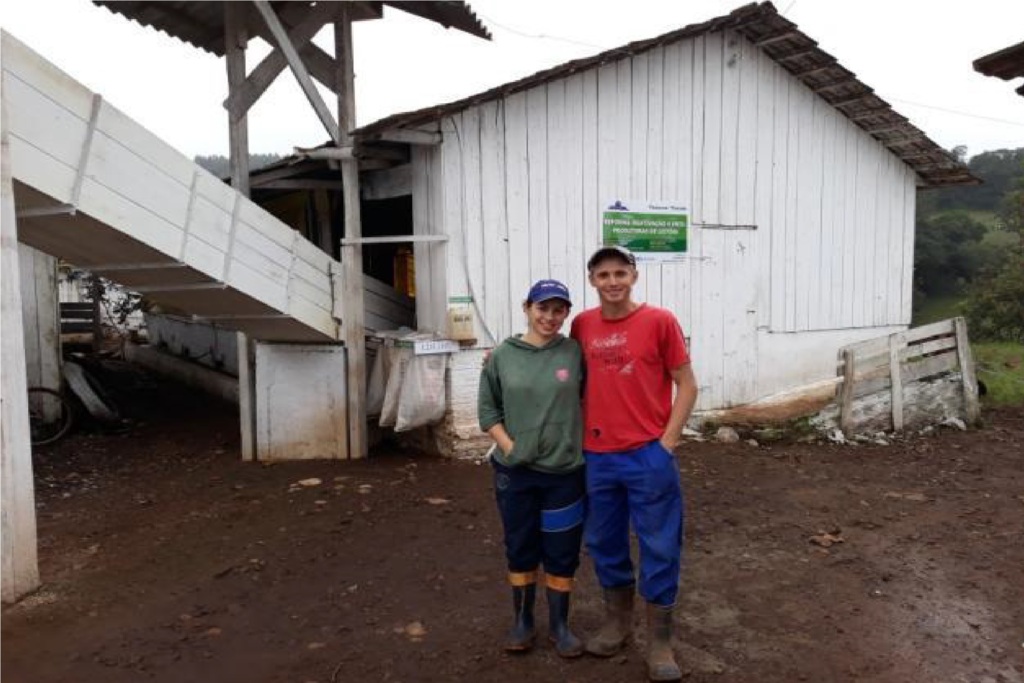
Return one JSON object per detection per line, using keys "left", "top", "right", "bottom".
{"left": 476, "top": 11, "right": 610, "bottom": 53}
{"left": 890, "top": 98, "right": 1024, "bottom": 128}
{"left": 449, "top": 114, "right": 499, "bottom": 347}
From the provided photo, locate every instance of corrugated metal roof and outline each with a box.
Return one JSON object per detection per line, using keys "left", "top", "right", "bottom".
{"left": 974, "top": 40, "right": 1024, "bottom": 96}
{"left": 91, "top": 1, "right": 491, "bottom": 56}
{"left": 355, "top": 1, "right": 977, "bottom": 188}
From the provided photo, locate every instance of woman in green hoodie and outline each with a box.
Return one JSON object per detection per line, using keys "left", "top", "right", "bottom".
{"left": 478, "top": 279, "right": 585, "bottom": 658}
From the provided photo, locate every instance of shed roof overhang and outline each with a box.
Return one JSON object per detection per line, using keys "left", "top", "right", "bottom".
{"left": 973, "top": 40, "right": 1024, "bottom": 97}
{"left": 354, "top": 1, "right": 978, "bottom": 188}
{"left": 91, "top": 0, "right": 491, "bottom": 54}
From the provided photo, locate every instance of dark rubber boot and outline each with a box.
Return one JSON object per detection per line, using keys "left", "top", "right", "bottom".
{"left": 546, "top": 588, "right": 583, "bottom": 658}
{"left": 504, "top": 584, "right": 536, "bottom": 652}
{"left": 585, "top": 585, "right": 635, "bottom": 657}
{"left": 645, "top": 602, "right": 682, "bottom": 681}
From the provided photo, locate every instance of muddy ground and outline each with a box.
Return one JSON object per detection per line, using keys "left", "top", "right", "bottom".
{"left": 3, "top": 362, "right": 1023, "bottom": 683}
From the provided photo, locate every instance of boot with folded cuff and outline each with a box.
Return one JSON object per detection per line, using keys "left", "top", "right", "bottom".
{"left": 504, "top": 572, "right": 537, "bottom": 652}
{"left": 545, "top": 574, "right": 583, "bottom": 658}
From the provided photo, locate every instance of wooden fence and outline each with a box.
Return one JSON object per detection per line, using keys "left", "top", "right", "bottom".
{"left": 837, "top": 317, "right": 980, "bottom": 436}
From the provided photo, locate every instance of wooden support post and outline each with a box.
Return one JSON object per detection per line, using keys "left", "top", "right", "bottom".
{"left": 839, "top": 349, "right": 856, "bottom": 437}
{"left": 90, "top": 275, "right": 103, "bottom": 353}
{"left": 313, "top": 190, "right": 335, "bottom": 256}
{"left": 224, "top": 3, "right": 250, "bottom": 196}
{"left": 1, "top": 79, "right": 41, "bottom": 601}
{"left": 237, "top": 332, "right": 257, "bottom": 461}
{"left": 337, "top": 5, "right": 367, "bottom": 459}
{"left": 889, "top": 333, "right": 904, "bottom": 431}
{"left": 954, "top": 317, "right": 981, "bottom": 426}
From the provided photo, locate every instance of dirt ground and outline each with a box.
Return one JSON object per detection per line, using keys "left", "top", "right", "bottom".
{"left": 3, "top": 362, "right": 1023, "bottom": 683}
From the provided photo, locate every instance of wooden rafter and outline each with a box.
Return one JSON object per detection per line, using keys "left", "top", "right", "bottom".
{"left": 754, "top": 30, "right": 799, "bottom": 46}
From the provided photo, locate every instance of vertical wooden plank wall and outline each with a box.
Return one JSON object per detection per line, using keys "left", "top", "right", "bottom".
{"left": 415, "top": 29, "right": 918, "bottom": 409}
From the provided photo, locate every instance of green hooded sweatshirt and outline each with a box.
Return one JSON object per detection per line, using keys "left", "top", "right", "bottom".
{"left": 478, "top": 334, "right": 584, "bottom": 473}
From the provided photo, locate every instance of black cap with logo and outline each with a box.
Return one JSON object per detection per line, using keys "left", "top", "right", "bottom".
{"left": 587, "top": 245, "right": 637, "bottom": 271}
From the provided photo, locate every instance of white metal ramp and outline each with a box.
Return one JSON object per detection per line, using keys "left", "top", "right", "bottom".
{"left": 2, "top": 31, "right": 344, "bottom": 342}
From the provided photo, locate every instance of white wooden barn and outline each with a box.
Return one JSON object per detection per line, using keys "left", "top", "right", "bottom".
{"left": 1, "top": 0, "right": 977, "bottom": 601}
{"left": 348, "top": 1, "right": 976, "bottom": 450}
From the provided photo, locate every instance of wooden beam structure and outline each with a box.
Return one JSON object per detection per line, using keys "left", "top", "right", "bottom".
{"left": 337, "top": 4, "right": 368, "bottom": 459}
{"left": 224, "top": 3, "right": 250, "bottom": 196}
{"left": 249, "top": 7, "right": 341, "bottom": 99}
{"left": 254, "top": 0, "right": 341, "bottom": 144}
{"left": 373, "top": 129, "right": 442, "bottom": 146}
{"left": 224, "top": 1, "right": 337, "bottom": 116}
{"left": 237, "top": 331, "right": 256, "bottom": 461}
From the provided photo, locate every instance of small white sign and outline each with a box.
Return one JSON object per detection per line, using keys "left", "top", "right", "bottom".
{"left": 404, "top": 339, "right": 461, "bottom": 355}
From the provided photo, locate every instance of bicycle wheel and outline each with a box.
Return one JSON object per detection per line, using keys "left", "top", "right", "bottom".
{"left": 28, "top": 387, "right": 74, "bottom": 446}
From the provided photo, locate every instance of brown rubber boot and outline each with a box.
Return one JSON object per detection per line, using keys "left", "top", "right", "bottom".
{"left": 645, "top": 602, "right": 681, "bottom": 681}
{"left": 584, "top": 585, "right": 635, "bottom": 656}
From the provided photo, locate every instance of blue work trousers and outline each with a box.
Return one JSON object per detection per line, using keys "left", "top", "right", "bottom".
{"left": 584, "top": 440, "right": 684, "bottom": 607}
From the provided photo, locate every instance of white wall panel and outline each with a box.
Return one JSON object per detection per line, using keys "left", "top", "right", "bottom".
{"left": 480, "top": 101, "right": 511, "bottom": 340}
{"left": 526, "top": 87, "right": 550, "bottom": 286}
{"left": 561, "top": 74, "right": 587, "bottom": 318}
{"left": 254, "top": 343, "right": 347, "bottom": 460}
{"left": 503, "top": 92, "right": 531, "bottom": 328}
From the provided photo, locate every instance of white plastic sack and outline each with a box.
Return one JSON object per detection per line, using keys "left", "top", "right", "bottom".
{"left": 366, "top": 343, "right": 390, "bottom": 417}
{"left": 379, "top": 346, "right": 412, "bottom": 427}
{"left": 394, "top": 354, "right": 448, "bottom": 432}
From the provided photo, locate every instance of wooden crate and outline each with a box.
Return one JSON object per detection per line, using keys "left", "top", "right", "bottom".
{"left": 836, "top": 317, "right": 980, "bottom": 436}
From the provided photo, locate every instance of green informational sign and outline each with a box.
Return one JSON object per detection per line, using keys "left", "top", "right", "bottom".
{"left": 602, "top": 200, "right": 689, "bottom": 262}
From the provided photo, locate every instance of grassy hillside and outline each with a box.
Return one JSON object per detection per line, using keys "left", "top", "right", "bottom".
{"left": 975, "top": 342, "right": 1024, "bottom": 406}
{"left": 912, "top": 294, "right": 964, "bottom": 327}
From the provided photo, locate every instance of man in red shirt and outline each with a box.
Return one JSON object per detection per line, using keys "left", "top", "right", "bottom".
{"left": 570, "top": 245, "right": 698, "bottom": 682}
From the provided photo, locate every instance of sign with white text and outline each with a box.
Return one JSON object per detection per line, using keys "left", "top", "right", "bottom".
{"left": 601, "top": 199, "right": 689, "bottom": 263}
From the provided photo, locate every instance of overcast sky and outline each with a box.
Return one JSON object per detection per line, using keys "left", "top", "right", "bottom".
{"left": 1, "top": 0, "right": 1021, "bottom": 160}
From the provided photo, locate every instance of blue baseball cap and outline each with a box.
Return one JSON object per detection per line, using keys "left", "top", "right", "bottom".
{"left": 526, "top": 279, "right": 572, "bottom": 305}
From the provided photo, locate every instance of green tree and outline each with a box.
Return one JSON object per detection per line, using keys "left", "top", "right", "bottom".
{"left": 997, "top": 173, "right": 1024, "bottom": 250}
{"left": 913, "top": 211, "right": 988, "bottom": 297}
{"left": 935, "top": 148, "right": 1024, "bottom": 212}
{"left": 964, "top": 165, "right": 1024, "bottom": 342}
{"left": 193, "top": 153, "right": 283, "bottom": 178}
{"left": 964, "top": 257, "right": 1024, "bottom": 343}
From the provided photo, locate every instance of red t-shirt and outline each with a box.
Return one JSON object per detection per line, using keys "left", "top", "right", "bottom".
{"left": 571, "top": 304, "right": 691, "bottom": 452}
